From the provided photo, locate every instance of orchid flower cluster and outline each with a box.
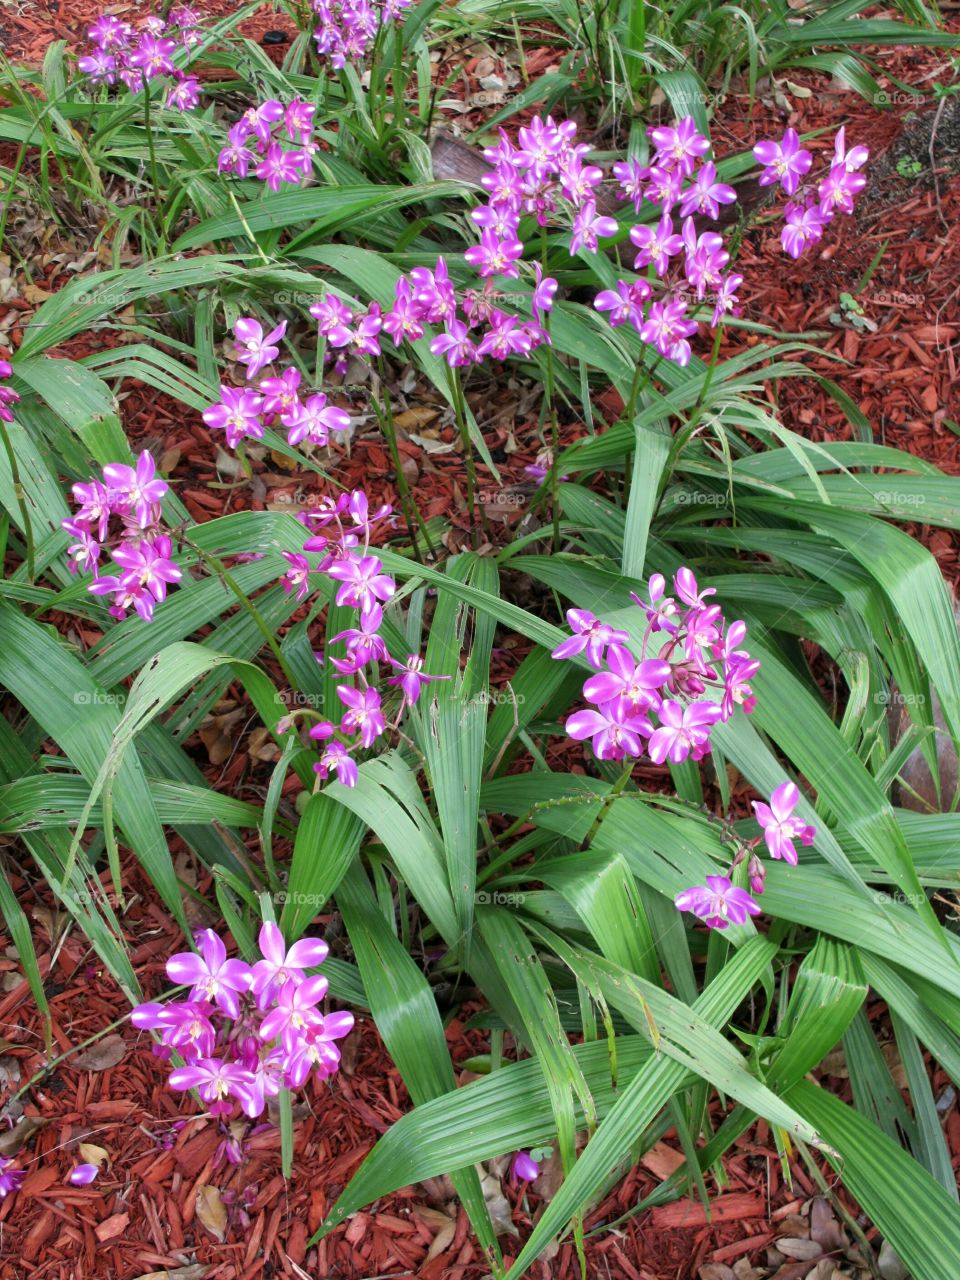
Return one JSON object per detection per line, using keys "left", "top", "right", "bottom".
{"left": 77, "top": 8, "right": 203, "bottom": 111}
{"left": 753, "top": 126, "right": 869, "bottom": 259}
{"left": 461, "top": 113, "right": 739, "bottom": 367}
{"left": 312, "top": 0, "right": 413, "bottom": 69}
{"left": 675, "top": 781, "right": 816, "bottom": 929}
{"left": 63, "top": 450, "right": 182, "bottom": 622}
{"left": 552, "top": 568, "right": 759, "bottom": 764}
{"left": 217, "top": 98, "right": 318, "bottom": 192}
{"left": 312, "top": 260, "right": 556, "bottom": 373}
{"left": 132, "top": 924, "right": 354, "bottom": 1120}
{"left": 280, "top": 491, "right": 447, "bottom": 788}
{"left": 202, "top": 315, "right": 351, "bottom": 450}
{"left": 0, "top": 359, "right": 19, "bottom": 424}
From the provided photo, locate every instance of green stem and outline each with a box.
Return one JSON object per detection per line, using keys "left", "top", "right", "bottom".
{"left": 141, "top": 84, "right": 165, "bottom": 252}
{"left": 450, "top": 368, "right": 487, "bottom": 545}
{"left": 0, "top": 419, "right": 35, "bottom": 583}
{"left": 375, "top": 358, "right": 433, "bottom": 560}
{"left": 540, "top": 227, "right": 562, "bottom": 550}
{"left": 183, "top": 536, "right": 298, "bottom": 689}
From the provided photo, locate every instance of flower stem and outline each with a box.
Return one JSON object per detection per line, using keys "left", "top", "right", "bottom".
{"left": 0, "top": 419, "right": 34, "bottom": 582}
{"left": 183, "top": 536, "right": 298, "bottom": 689}
{"left": 141, "top": 84, "right": 166, "bottom": 252}
{"left": 450, "top": 368, "right": 487, "bottom": 545}
{"left": 374, "top": 358, "right": 433, "bottom": 560}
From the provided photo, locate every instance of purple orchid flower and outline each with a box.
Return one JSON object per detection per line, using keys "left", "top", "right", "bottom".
{"left": 752, "top": 782, "right": 815, "bottom": 865}
{"left": 647, "top": 699, "right": 723, "bottom": 765}
{"left": 250, "top": 922, "right": 330, "bottom": 1009}
{"left": 675, "top": 875, "right": 761, "bottom": 929}
{"left": 752, "top": 129, "right": 812, "bottom": 196}
{"left": 165, "top": 929, "right": 253, "bottom": 1018}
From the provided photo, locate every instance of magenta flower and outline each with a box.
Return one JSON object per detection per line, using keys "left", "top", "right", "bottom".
{"left": 752, "top": 129, "right": 812, "bottom": 196}
{"left": 325, "top": 554, "right": 396, "bottom": 612}
{"left": 287, "top": 393, "right": 351, "bottom": 447}
{"left": 648, "top": 117, "right": 710, "bottom": 177}
{"left": 411, "top": 257, "right": 457, "bottom": 325}
{"left": 218, "top": 124, "right": 253, "bottom": 177}
{"left": 570, "top": 199, "right": 619, "bottom": 254}
{"left": 102, "top": 450, "right": 168, "bottom": 527}
{"left": 133, "top": 999, "right": 218, "bottom": 1060}
{"left": 565, "top": 701, "right": 652, "bottom": 761}
{"left": 63, "top": 518, "right": 102, "bottom": 576}
{"left": 250, "top": 922, "right": 330, "bottom": 1009}
{"left": 752, "top": 782, "right": 815, "bottom": 865}
{"left": 69, "top": 1163, "right": 100, "bottom": 1186}
{"left": 165, "top": 929, "right": 252, "bottom": 1018}
{"left": 613, "top": 157, "right": 650, "bottom": 211}
{"left": 234, "top": 317, "right": 286, "bottom": 381}
{"left": 464, "top": 229, "right": 524, "bottom": 278}
{"left": 168, "top": 1056, "right": 259, "bottom": 1112}
{"left": 630, "top": 213, "right": 683, "bottom": 275}
{"left": 387, "top": 654, "right": 449, "bottom": 706}
{"left": 312, "top": 739, "right": 359, "bottom": 788}
{"left": 679, "top": 162, "right": 737, "bottom": 220}
{"left": 78, "top": 50, "right": 118, "bottom": 83}
{"left": 551, "top": 609, "right": 630, "bottom": 669}
{"left": 781, "top": 200, "right": 831, "bottom": 259}
{"left": 258, "top": 976, "right": 329, "bottom": 1048}
{"left": 202, "top": 386, "right": 265, "bottom": 448}
{"left": 582, "top": 652, "right": 671, "bottom": 714}
{"left": 337, "top": 685, "right": 386, "bottom": 748}
{"left": 675, "top": 876, "right": 761, "bottom": 929}
{"left": 166, "top": 75, "right": 201, "bottom": 111}
{"left": 383, "top": 278, "right": 425, "bottom": 346}
{"left": 832, "top": 126, "right": 869, "bottom": 173}
{"left": 260, "top": 367, "right": 303, "bottom": 422}
{"left": 0, "top": 1156, "right": 24, "bottom": 1201}
{"left": 281, "top": 552, "right": 312, "bottom": 602}
{"left": 594, "top": 279, "right": 650, "bottom": 329}
{"left": 532, "top": 264, "right": 558, "bottom": 320}
{"left": 817, "top": 164, "right": 867, "bottom": 216}
{"left": 256, "top": 143, "right": 306, "bottom": 191}
{"left": 430, "top": 319, "right": 478, "bottom": 367}
{"left": 639, "top": 297, "right": 699, "bottom": 366}
{"left": 238, "top": 99, "right": 285, "bottom": 147}
{"left": 647, "top": 699, "right": 722, "bottom": 765}
{"left": 128, "top": 33, "right": 176, "bottom": 79}
{"left": 112, "top": 535, "right": 182, "bottom": 602}
{"left": 511, "top": 1150, "right": 540, "bottom": 1182}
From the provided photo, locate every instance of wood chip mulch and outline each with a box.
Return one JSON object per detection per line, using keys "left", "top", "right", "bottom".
{"left": 1, "top": 6, "right": 959, "bottom": 1279}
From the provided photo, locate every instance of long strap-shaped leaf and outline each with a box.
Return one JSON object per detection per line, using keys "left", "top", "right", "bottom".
{"left": 314, "top": 937, "right": 779, "bottom": 1244}
{"left": 787, "top": 1080, "right": 960, "bottom": 1280}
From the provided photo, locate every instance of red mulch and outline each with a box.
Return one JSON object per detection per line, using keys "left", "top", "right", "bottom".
{"left": 1, "top": 858, "right": 894, "bottom": 1280}
{"left": 1, "top": 6, "right": 959, "bottom": 1280}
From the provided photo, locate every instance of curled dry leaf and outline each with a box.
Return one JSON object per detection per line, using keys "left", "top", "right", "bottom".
{"left": 0, "top": 1115, "right": 47, "bottom": 1157}
{"left": 73, "top": 1034, "right": 127, "bottom": 1072}
{"left": 196, "top": 1184, "right": 228, "bottom": 1242}
{"left": 78, "top": 1142, "right": 110, "bottom": 1170}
